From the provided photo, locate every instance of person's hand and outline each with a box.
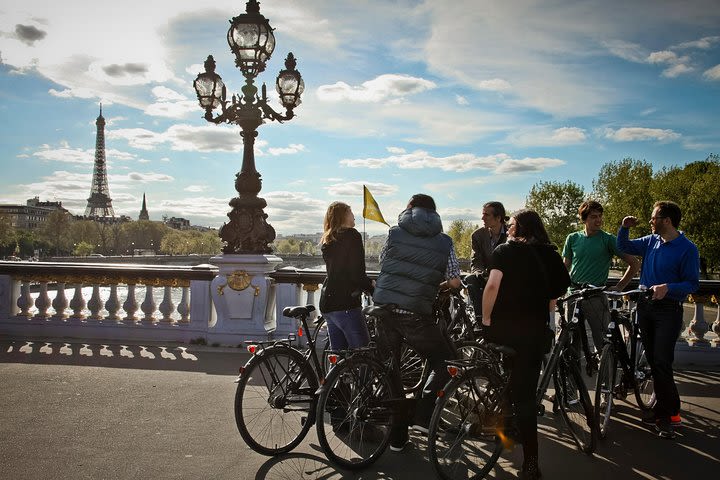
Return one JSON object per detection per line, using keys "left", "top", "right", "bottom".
{"left": 651, "top": 284, "right": 668, "bottom": 300}
{"left": 622, "top": 216, "right": 638, "bottom": 228}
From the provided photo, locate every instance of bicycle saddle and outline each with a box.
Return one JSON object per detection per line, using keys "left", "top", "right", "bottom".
{"left": 282, "top": 304, "right": 316, "bottom": 318}
{"left": 362, "top": 304, "right": 396, "bottom": 319}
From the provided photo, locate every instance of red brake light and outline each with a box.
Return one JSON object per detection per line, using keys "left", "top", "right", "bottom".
{"left": 247, "top": 345, "right": 257, "bottom": 354}
{"left": 447, "top": 366, "right": 459, "bottom": 377}
{"left": 328, "top": 354, "right": 338, "bottom": 364}
{"left": 298, "top": 327, "right": 303, "bottom": 337}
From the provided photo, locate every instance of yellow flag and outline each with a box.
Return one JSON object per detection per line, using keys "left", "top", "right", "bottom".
{"left": 363, "top": 185, "right": 390, "bottom": 226}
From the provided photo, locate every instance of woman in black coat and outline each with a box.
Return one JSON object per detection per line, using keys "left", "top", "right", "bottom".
{"left": 319, "top": 202, "right": 373, "bottom": 349}
{"left": 482, "top": 209, "right": 571, "bottom": 480}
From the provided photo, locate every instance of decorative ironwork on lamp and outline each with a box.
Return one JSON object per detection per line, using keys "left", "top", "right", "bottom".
{"left": 192, "top": 0, "right": 303, "bottom": 255}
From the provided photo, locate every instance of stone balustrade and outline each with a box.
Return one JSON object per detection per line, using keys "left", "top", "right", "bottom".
{"left": 1, "top": 260, "right": 719, "bottom": 350}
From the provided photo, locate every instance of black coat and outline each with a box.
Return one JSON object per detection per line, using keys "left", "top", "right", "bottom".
{"left": 319, "top": 228, "right": 373, "bottom": 313}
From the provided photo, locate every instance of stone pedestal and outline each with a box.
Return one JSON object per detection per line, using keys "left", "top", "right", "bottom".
{"left": 209, "top": 254, "right": 282, "bottom": 344}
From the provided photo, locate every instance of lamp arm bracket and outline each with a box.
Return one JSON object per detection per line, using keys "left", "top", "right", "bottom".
{"left": 260, "top": 103, "right": 293, "bottom": 122}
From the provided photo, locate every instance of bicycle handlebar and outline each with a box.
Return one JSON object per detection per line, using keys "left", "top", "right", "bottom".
{"left": 605, "top": 288, "right": 654, "bottom": 301}
{"left": 559, "top": 285, "right": 606, "bottom": 305}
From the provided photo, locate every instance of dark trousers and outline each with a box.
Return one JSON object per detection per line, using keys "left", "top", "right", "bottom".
{"left": 637, "top": 300, "right": 684, "bottom": 419}
{"left": 506, "top": 348, "right": 543, "bottom": 462}
{"left": 465, "top": 273, "right": 486, "bottom": 315}
{"left": 380, "top": 312, "right": 457, "bottom": 443}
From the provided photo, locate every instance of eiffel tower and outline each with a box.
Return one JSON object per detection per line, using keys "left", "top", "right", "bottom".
{"left": 85, "top": 104, "right": 115, "bottom": 218}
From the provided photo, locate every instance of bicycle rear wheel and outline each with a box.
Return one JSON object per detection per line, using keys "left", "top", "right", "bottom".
{"left": 594, "top": 343, "right": 616, "bottom": 439}
{"left": 428, "top": 372, "right": 503, "bottom": 480}
{"left": 235, "top": 347, "right": 317, "bottom": 455}
{"left": 554, "top": 356, "right": 596, "bottom": 454}
{"left": 315, "top": 355, "right": 394, "bottom": 470}
{"left": 400, "top": 342, "right": 426, "bottom": 394}
{"left": 633, "top": 339, "right": 656, "bottom": 411}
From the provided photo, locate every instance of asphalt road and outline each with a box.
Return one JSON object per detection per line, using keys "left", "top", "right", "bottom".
{"left": 1, "top": 338, "right": 718, "bottom": 480}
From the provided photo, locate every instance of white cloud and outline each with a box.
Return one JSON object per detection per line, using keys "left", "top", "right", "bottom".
{"left": 317, "top": 74, "right": 436, "bottom": 103}
{"left": 703, "top": 64, "right": 720, "bottom": 81}
{"left": 603, "top": 40, "right": 648, "bottom": 63}
{"left": 662, "top": 63, "right": 694, "bottom": 78}
{"left": 476, "top": 79, "right": 512, "bottom": 91}
{"left": 267, "top": 144, "right": 307, "bottom": 155}
{"left": 603, "top": 127, "right": 681, "bottom": 142}
{"left": 647, "top": 51, "right": 679, "bottom": 64}
{"left": 325, "top": 181, "right": 398, "bottom": 197}
{"left": 387, "top": 147, "right": 406, "bottom": 154}
{"left": 184, "top": 185, "right": 208, "bottom": 192}
{"left": 673, "top": 36, "right": 720, "bottom": 50}
{"left": 152, "top": 86, "right": 187, "bottom": 102}
{"left": 455, "top": 95, "right": 469, "bottom": 105}
{"left": 506, "top": 127, "right": 587, "bottom": 147}
{"left": 123, "top": 172, "right": 175, "bottom": 183}
{"left": 341, "top": 150, "right": 565, "bottom": 174}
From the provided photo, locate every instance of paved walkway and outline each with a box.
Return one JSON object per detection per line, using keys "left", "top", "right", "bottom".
{"left": 1, "top": 338, "right": 718, "bottom": 480}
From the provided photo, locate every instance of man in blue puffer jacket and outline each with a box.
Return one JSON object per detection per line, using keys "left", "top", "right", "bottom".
{"left": 373, "top": 193, "right": 461, "bottom": 452}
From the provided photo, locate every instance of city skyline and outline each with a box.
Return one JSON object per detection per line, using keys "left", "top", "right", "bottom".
{"left": 1, "top": 0, "right": 719, "bottom": 236}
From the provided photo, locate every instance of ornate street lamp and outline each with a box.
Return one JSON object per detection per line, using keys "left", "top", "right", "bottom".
{"left": 193, "top": 0, "right": 304, "bottom": 254}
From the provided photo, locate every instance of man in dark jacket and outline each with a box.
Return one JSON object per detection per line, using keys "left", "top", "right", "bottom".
{"left": 373, "top": 194, "right": 461, "bottom": 452}
{"left": 466, "top": 201, "right": 508, "bottom": 314}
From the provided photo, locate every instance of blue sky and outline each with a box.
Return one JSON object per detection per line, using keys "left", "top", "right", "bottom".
{"left": 1, "top": 0, "right": 719, "bottom": 236}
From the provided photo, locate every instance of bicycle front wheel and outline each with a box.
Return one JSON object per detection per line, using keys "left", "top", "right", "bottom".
{"left": 428, "top": 372, "right": 503, "bottom": 480}
{"left": 315, "top": 355, "right": 394, "bottom": 470}
{"left": 554, "top": 356, "right": 596, "bottom": 454}
{"left": 234, "top": 347, "right": 317, "bottom": 455}
{"left": 400, "top": 341, "right": 426, "bottom": 394}
{"left": 594, "top": 344, "right": 616, "bottom": 439}
{"left": 633, "top": 339, "right": 656, "bottom": 411}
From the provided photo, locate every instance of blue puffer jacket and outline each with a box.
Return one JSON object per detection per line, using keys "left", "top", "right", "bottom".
{"left": 373, "top": 207, "right": 452, "bottom": 315}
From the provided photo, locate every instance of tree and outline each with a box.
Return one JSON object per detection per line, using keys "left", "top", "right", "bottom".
{"left": 0, "top": 214, "right": 16, "bottom": 257}
{"left": 446, "top": 220, "right": 475, "bottom": 259}
{"left": 525, "top": 180, "right": 586, "bottom": 250}
{"left": 38, "top": 210, "right": 73, "bottom": 256}
{"left": 73, "top": 241, "right": 95, "bottom": 256}
{"left": 592, "top": 158, "right": 654, "bottom": 236}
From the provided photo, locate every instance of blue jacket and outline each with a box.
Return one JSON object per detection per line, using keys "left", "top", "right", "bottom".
{"left": 373, "top": 207, "right": 452, "bottom": 315}
{"left": 616, "top": 227, "right": 699, "bottom": 301}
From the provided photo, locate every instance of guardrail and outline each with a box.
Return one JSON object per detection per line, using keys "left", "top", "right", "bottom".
{"left": 1, "top": 261, "right": 718, "bottom": 349}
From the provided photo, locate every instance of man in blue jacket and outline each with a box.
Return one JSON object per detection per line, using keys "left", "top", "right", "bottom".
{"left": 617, "top": 200, "right": 699, "bottom": 439}
{"left": 373, "top": 193, "right": 461, "bottom": 452}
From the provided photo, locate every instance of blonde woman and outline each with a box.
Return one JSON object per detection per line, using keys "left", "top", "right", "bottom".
{"left": 319, "top": 202, "right": 373, "bottom": 349}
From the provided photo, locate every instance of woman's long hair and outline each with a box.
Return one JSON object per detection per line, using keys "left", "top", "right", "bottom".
{"left": 511, "top": 209, "right": 551, "bottom": 245}
{"left": 321, "top": 201, "right": 351, "bottom": 245}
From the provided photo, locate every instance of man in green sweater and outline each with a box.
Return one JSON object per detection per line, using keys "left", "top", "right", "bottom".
{"left": 562, "top": 200, "right": 640, "bottom": 354}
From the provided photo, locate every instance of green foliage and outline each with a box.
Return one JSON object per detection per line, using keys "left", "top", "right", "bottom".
{"left": 38, "top": 210, "right": 73, "bottom": 256}
{"left": 446, "top": 219, "right": 475, "bottom": 259}
{"left": 160, "top": 229, "right": 222, "bottom": 255}
{"left": 73, "top": 241, "right": 95, "bottom": 256}
{"left": 592, "top": 158, "right": 654, "bottom": 236}
{"left": 525, "top": 180, "right": 586, "bottom": 250}
{"left": 0, "top": 214, "right": 15, "bottom": 249}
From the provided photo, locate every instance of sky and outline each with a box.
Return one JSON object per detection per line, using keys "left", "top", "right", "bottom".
{"left": 1, "top": 0, "right": 719, "bottom": 237}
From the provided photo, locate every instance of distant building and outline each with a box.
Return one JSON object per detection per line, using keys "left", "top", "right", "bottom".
{"left": 0, "top": 197, "right": 68, "bottom": 230}
{"left": 277, "top": 232, "right": 323, "bottom": 244}
{"left": 138, "top": 193, "right": 150, "bottom": 221}
{"left": 165, "top": 216, "right": 190, "bottom": 230}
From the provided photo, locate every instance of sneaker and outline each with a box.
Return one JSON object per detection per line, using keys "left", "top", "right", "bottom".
{"left": 641, "top": 411, "right": 657, "bottom": 425}
{"left": 655, "top": 419, "right": 675, "bottom": 439}
{"left": 670, "top": 414, "right": 683, "bottom": 426}
{"left": 389, "top": 439, "right": 411, "bottom": 452}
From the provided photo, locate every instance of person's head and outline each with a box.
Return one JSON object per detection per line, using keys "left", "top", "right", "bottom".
{"left": 321, "top": 201, "right": 354, "bottom": 244}
{"left": 651, "top": 200, "right": 681, "bottom": 234}
{"left": 507, "top": 209, "right": 551, "bottom": 244}
{"left": 481, "top": 201, "right": 508, "bottom": 231}
{"left": 578, "top": 200, "right": 604, "bottom": 234}
{"left": 407, "top": 193, "right": 437, "bottom": 211}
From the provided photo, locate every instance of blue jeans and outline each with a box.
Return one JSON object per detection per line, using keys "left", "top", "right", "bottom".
{"left": 323, "top": 308, "right": 370, "bottom": 350}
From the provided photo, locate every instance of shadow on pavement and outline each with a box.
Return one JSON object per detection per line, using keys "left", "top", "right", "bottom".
{"left": 0, "top": 338, "right": 249, "bottom": 376}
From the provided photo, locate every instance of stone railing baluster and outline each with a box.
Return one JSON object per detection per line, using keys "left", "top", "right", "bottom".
{"left": 105, "top": 283, "right": 121, "bottom": 322}
{"left": 87, "top": 284, "right": 103, "bottom": 321}
{"left": 158, "top": 285, "right": 175, "bottom": 324}
{"left": 69, "top": 283, "right": 86, "bottom": 321}
{"left": 303, "top": 283, "right": 319, "bottom": 321}
{"left": 51, "top": 282, "right": 68, "bottom": 320}
{"left": 686, "top": 294, "right": 709, "bottom": 345}
{"left": 711, "top": 295, "right": 719, "bottom": 348}
{"left": 177, "top": 286, "right": 190, "bottom": 324}
{"left": 17, "top": 280, "right": 34, "bottom": 318}
{"left": 34, "top": 281, "right": 52, "bottom": 320}
{"left": 123, "top": 283, "right": 139, "bottom": 324}
{"left": 140, "top": 284, "right": 156, "bottom": 324}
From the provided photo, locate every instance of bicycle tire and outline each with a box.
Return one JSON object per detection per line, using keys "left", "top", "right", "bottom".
{"left": 311, "top": 316, "right": 331, "bottom": 377}
{"left": 234, "top": 346, "right": 317, "bottom": 455}
{"left": 554, "top": 356, "right": 596, "bottom": 454}
{"left": 315, "top": 354, "right": 394, "bottom": 470}
{"left": 633, "top": 339, "right": 656, "bottom": 411}
{"left": 594, "top": 343, "right": 616, "bottom": 439}
{"left": 428, "top": 371, "right": 503, "bottom": 480}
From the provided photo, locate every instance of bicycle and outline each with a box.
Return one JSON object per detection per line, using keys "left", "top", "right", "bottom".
{"left": 594, "top": 288, "right": 656, "bottom": 438}
{"left": 427, "top": 286, "right": 602, "bottom": 480}
{"left": 315, "top": 303, "right": 485, "bottom": 470}
{"left": 233, "top": 304, "right": 325, "bottom": 455}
